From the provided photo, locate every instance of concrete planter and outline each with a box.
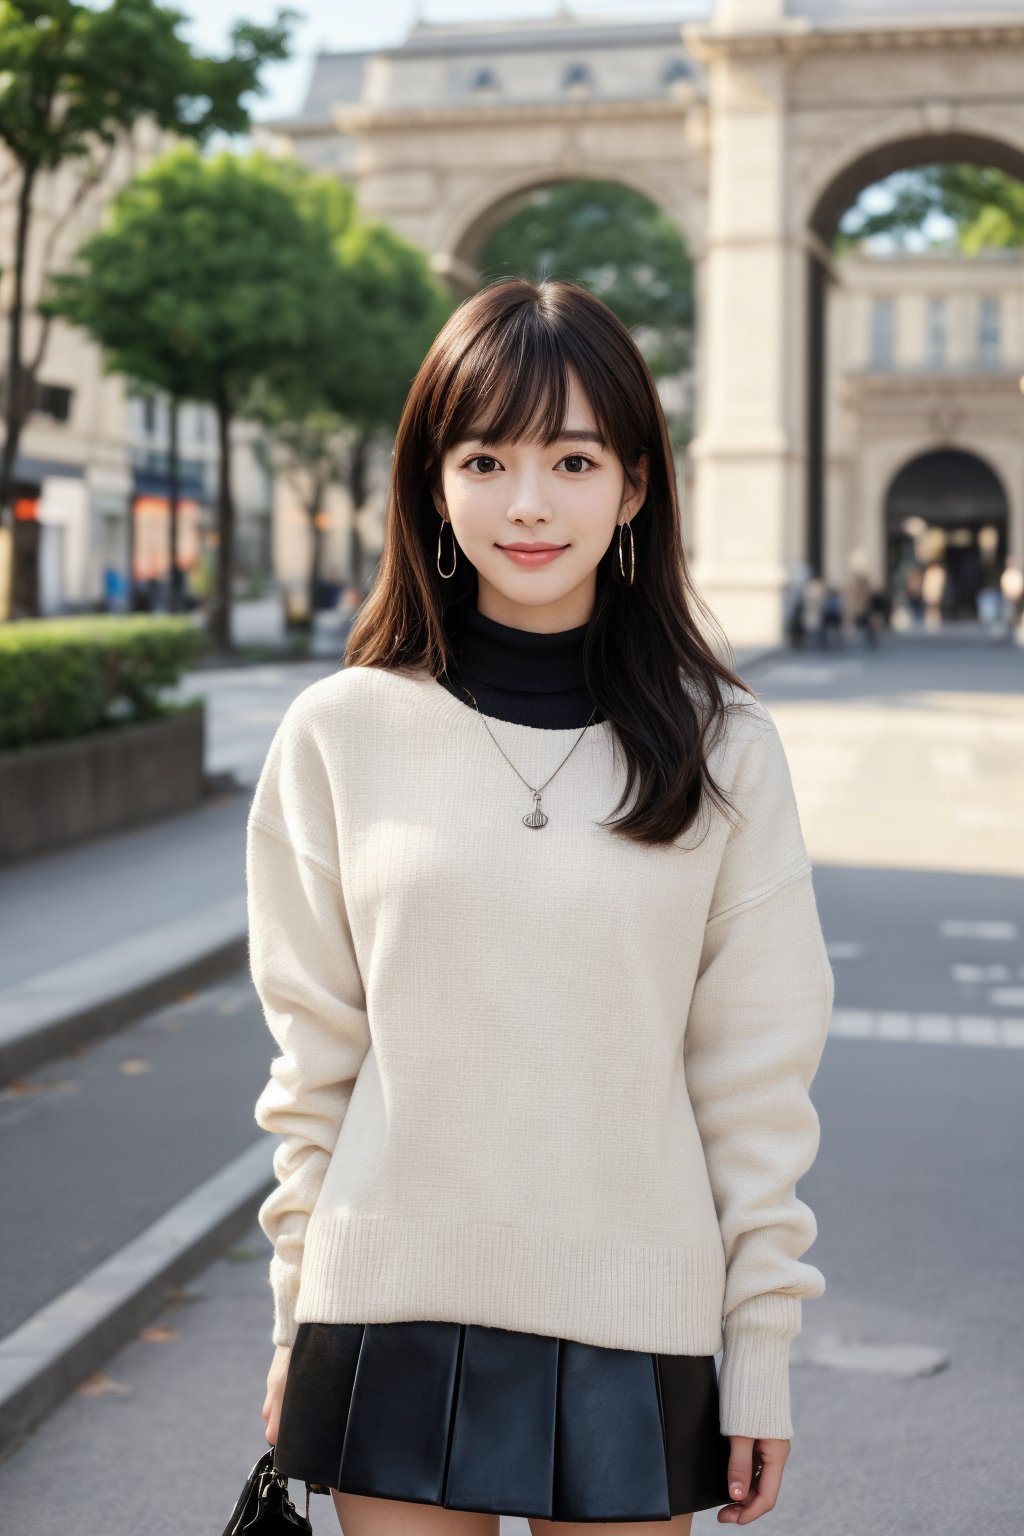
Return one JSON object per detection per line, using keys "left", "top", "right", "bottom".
{"left": 0, "top": 705, "right": 206, "bottom": 865}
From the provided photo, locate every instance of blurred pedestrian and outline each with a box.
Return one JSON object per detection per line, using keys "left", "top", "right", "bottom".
{"left": 848, "top": 570, "right": 870, "bottom": 646}
{"left": 785, "top": 577, "right": 807, "bottom": 648}
{"left": 865, "top": 588, "right": 889, "bottom": 648}
{"left": 904, "top": 564, "right": 925, "bottom": 625}
{"left": 821, "top": 584, "right": 844, "bottom": 648}
{"left": 801, "top": 575, "right": 826, "bottom": 648}
{"left": 1000, "top": 556, "right": 1024, "bottom": 631}
{"left": 921, "top": 560, "right": 946, "bottom": 628}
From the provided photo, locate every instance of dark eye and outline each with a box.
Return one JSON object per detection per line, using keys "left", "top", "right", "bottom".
{"left": 467, "top": 455, "right": 499, "bottom": 474}
{"left": 561, "top": 454, "right": 591, "bottom": 474}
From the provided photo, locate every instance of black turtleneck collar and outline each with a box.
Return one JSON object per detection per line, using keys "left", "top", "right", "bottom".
{"left": 437, "top": 605, "right": 605, "bottom": 730}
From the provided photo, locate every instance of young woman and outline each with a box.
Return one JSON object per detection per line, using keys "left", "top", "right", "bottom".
{"left": 250, "top": 277, "right": 834, "bottom": 1535}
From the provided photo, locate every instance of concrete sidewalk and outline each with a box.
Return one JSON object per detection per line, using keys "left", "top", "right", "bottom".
{"left": 0, "top": 658, "right": 337, "bottom": 1083}
{"left": 0, "top": 642, "right": 785, "bottom": 1084}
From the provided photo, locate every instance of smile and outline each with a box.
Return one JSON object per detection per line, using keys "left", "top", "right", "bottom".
{"left": 497, "top": 545, "right": 569, "bottom": 567}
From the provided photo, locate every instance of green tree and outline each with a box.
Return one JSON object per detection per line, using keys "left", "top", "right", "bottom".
{"left": 326, "top": 218, "right": 452, "bottom": 591}
{"left": 0, "top": 0, "right": 296, "bottom": 617}
{"left": 476, "top": 179, "right": 694, "bottom": 378}
{"left": 47, "top": 146, "right": 340, "bottom": 653}
{"left": 835, "top": 164, "right": 1024, "bottom": 255}
{"left": 251, "top": 179, "right": 451, "bottom": 617}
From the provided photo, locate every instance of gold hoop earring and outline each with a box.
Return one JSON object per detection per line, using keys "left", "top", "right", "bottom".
{"left": 437, "top": 516, "right": 457, "bottom": 579}
{"left": 617, "top": 519, "right": 636, "bottom": 585}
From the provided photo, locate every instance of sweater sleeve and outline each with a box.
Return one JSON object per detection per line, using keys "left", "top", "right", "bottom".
{"left": 684, "top": 708, "right": 834, "bottom": 1440}
{"left": 246, "top": 698, "right": 371, "bottom": 1348}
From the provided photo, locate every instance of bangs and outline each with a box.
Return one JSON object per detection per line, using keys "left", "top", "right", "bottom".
{"left": 429, "top": 305, "right": 606, "bottom": 458}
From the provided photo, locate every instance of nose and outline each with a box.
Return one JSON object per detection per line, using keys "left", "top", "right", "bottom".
{"left": 505, "top": 465, "right": 552, "bottom": 523}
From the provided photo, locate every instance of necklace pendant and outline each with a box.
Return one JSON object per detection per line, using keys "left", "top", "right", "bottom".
{"left": 522, "top": 790, "right": 548, "bottom": 829}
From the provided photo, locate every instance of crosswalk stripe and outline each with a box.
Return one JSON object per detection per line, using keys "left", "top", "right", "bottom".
{"left": 831, "top": 1008, "right": 1024, "bottom": 1049}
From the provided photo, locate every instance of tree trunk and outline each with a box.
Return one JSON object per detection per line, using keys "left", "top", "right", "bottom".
{"left": 168, "top": 397, "right": 181, "bottom": 612}
{"left": 0, "top": 163, "right": 39, "bottom": 618}
{"left": 127, "top": 485, "right": 137, "bottom": 611}
{"left": 306, "top": 484, "right": 326, "bottom": 627}
{"left": 346, "top": 430, "right": 372, "bottom": 593}
{"left": 213, "top": 390, "right": 235, "bottom": 655}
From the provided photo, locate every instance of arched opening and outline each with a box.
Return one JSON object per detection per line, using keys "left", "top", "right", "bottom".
{"left": 805, "top": 130, "right": 1024, "bottom": 589}
{"left": 443, "top": 170, "right": 690, "bottom": 286}
{"left": 885, "top": 448, "right": 1009, "bottom": 621}
{"left": 440, "top": 175, "right": 697, "bottom": 452}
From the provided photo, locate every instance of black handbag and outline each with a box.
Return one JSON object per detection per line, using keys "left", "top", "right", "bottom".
{"left": 220, "top": 1445, "right": 326, "bottom": 1534}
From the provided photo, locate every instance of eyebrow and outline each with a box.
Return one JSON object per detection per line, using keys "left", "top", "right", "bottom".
{"left": 458, "top": 428, "right": 606, "bottom": 446}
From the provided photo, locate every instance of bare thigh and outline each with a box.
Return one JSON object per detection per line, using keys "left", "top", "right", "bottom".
{"left": 331, "top": 1488, "right": 499, "bottom": 1536}
{"left": 529, "top": 1518, "right": 693, "bottom": 1536}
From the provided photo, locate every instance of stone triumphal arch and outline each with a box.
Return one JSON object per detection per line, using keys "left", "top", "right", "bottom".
{"left": 265, "top": 1, "right": 1024, "bottom": 646}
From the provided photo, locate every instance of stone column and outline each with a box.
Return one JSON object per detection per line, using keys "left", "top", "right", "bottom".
{"left": 685, "top": 1, "right": 806, "bottom": 646}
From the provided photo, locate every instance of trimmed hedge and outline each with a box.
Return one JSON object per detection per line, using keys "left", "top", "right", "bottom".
{"left": 0, "top": 615, "right": 207, "bottom": 749}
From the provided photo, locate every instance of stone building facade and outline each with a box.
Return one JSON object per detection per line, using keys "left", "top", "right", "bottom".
{"left": 260, "top": 0, "right": 1024, "bottom": 644}
{"left": 0, "top": 123, "right": 273, "bottom": 617}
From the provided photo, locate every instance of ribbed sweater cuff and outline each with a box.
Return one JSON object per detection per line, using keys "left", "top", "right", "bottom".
{"left": 718, "top": 1293, "right": 802, "bottom": 1440}
{"left": 269, "top": 1256, "right": 300, "bottom": 1348}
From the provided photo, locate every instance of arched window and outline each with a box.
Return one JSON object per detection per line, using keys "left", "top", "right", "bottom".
{"left": 562, "top": 62, "right": 593, "bottom": 94}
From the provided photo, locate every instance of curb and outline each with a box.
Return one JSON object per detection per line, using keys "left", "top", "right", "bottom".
{"left": 0, "top": 895, "right": 249, "bottom": 1086}
{"left": 0, "top": 1139, "right": 274, "bottom": 1459}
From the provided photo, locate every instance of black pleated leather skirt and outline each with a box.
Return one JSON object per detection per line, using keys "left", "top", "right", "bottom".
{"left": 273, "top": 1321, "right": 732, "bottom": 1522}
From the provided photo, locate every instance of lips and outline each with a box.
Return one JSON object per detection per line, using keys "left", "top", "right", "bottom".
{"left": 497, "top": 543, "right": 570, "bottom": 567}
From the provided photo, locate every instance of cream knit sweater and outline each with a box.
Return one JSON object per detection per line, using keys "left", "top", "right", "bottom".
{"left": 247, "top": 662, "right": 834, "bottom": 1441}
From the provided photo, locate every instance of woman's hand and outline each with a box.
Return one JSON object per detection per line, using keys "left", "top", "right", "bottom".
{"left": 262, "top": 1344, "right": 293, "bottom": 1447}
{"left": 718, "top": 1436, "right": 790, "bottom": 1523}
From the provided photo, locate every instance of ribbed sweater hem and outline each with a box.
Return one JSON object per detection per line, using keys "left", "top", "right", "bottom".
{"left": 289, "top": 1212, "right": 728, "bottom": 1356}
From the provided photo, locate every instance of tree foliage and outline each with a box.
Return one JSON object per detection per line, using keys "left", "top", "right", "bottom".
{"left": 247, "top": 176, "right": 452, "bottom": 615}
{"left": 49, "top": 146, "right": 451, "bottom": 641}
{"left": 835, "top": 164, "right": 1024, "bottom": 255}
{"left": 0, "top": 0, "right": 296, "bottom": 621}
{"left": 46, "top": 145, "right": 339, "bottom": 650}
{"left": 47, "top": 146, "right": 335, "bottom": 409}
{"left": 476, "top": 178, "right": 694, "bottom": 377}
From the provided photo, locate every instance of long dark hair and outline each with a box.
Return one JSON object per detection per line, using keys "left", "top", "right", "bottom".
{"left": 345, "top": 275, "right": 758, "bottom": 846}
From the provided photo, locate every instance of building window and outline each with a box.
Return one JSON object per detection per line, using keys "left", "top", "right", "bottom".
{"left": 662, "top": 58, "right": 690, "bottom": 88}
{"left": 143, "top": 395, "right": 157, "bottom": 436}
{"left": 33, "top": 381, "right": 73, "bottom": 422}
{"left": 561, "top": 62, "right": 593, "bottom": 96}
{"left": 469, "top": 66, "right": 499, "bottom": 94}
{"left": 926, "top": 297, "right": 946, "bottom": 369}
{"left": 978, "top": 296, "right": 1001, "bottom": 367}
{"left": 870, "top": 297, "right": 894, "bottom": 370}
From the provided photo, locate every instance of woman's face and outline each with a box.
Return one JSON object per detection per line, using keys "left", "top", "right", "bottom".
{"left": 433, "top": 368, "right": 648, "bottom": 631}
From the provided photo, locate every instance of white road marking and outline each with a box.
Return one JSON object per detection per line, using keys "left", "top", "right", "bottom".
{"left": 940, "top": 920, "right": 1017, "bottom": 940}
{"left": 831, "top": 1008, "right": 1024, "bottom": 1049}
{"left": 989, "top": 987, "right": 1024, "bottom": 1007}
{"left": 791, "top": 1335, "right": 950, "bottom": 1377}
{"left": 952, "top": 964, "right": 1012, "bottom": 982}
{"left": 763, "top": 661, "right": 865, "bottom": 685}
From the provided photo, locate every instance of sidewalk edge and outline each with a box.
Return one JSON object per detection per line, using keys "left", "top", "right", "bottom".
{"left": 0, "top": 931, "right": 248, "bottom": 1085}
{"left": 0, "top": 1140, "right": 274, "bottom": 1459}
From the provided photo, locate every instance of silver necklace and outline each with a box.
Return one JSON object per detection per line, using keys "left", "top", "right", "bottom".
{"left": 457, "top": 683, "right": 599, "bottom": 828}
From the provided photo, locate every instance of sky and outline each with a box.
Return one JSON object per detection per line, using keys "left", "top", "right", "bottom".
{"left": 176, "top": 1, "right": 709, "bottom": 123}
